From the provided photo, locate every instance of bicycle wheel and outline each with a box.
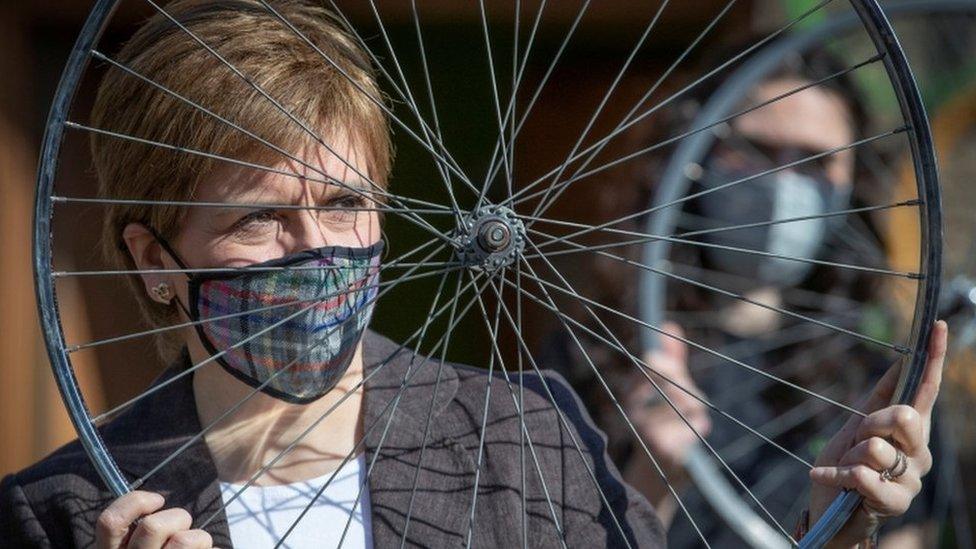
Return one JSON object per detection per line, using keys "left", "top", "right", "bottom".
{"left": 636, "top": 2, "right": 966, "bottom": 546}
{"left": 33, "top": 0, "right": 940, "bottom": 547}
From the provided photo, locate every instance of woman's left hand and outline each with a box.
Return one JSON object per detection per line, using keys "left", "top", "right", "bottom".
{"left": 807, "top": 320, "right": 947, "bottom": 547}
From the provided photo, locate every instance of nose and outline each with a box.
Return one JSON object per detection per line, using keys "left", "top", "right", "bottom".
{"left": 286, "top": 182, "right": 332, "bottom": 251}
{"left": 291, "top": 210, "right": 331, "bottom": 251}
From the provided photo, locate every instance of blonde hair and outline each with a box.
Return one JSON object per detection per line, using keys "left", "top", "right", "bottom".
{"left": 90, "top": 0, "right": 392, "bottom": 337}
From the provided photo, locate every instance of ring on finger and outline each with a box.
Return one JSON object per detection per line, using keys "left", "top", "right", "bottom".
{"left": 880, "top": 448, "right": 908, "bottom": 482}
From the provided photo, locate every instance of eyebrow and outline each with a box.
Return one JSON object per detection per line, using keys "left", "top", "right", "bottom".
{"left": 212, "top": 174, "right": 374, "bottom": 205}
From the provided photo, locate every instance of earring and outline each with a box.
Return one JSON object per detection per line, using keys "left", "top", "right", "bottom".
{"left": 150, "top": 283, "right": 172, "bottom": 304}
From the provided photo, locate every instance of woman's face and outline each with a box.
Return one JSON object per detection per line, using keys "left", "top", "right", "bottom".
{"left": 173, "top": 137, "right": 380, "bottom": 271}
{"left": 731, "top": 76, "right": 855, "bottom": 188}
{"left": 125, "top": 130, "right": 382, "bottom": 325}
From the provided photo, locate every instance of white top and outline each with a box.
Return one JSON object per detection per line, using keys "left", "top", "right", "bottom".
{"left": 219, "top": 454, "right": 373, "bottom": 549}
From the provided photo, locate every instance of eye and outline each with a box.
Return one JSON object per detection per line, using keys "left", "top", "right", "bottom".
{"left": 330, "top": 193, "right": 367, "bottom": 209}
{"left": 322, "top": 192, "right": 369, "bottom": 224}
{"left": 230, "top": 208, "right": 280, "bottom": 233}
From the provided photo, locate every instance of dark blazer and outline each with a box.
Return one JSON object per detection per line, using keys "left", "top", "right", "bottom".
{"left": 1, "top": 331, "right": 664, "bottom": 548}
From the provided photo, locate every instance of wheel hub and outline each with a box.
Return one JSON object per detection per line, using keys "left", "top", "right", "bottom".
{"left": 456, "top": 205, "right": 525, "bottom": 271}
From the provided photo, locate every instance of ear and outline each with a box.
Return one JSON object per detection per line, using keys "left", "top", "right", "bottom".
{"left": 122, "top": 222, "right": 170, "bottom": 303}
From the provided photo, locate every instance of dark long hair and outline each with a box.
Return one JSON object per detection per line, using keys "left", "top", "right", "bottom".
{"left": 541, "top": 35, "right": 893, "bottom": 461}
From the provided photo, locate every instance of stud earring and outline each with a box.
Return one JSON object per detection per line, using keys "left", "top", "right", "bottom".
{"left": 150, "top": 283, "right": 172, "bottom": 303}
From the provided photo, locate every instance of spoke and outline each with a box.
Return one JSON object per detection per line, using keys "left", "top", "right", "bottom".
{"left": 95, "top": 242, "right": 447, "bottom": 424}
{"left": 480, "top": 276, "right": 636, "bottom": 548}
{"left": 53, "top": 195, "right": 452, "bottom": 214}
{"left": 524, "top": 245, "right": 815, "bottom": 470}
{"left": 511, "top": 264, "right": 803, "bottom": 543}
{"left": 482, "top": 0, "right": 588, "bottom": 190}
{"left": 692, "top": 316, "right": 855, "bottom": 377}
{"left": 668, "top": 200, "right": 917, "bottom": 252}
{"left": 666, "top": 260, "right": 863, "bottom": 313}
{"left": 466, "top": 273, "right": 568, "bottom": 547}
{"left": 199, "top": 274, "right": 489, "bottom": 527}
{"left": 511, "top": 259, "right": 717, "bottom": 546}
{"left": 524, "top": 226, "right": 910, "bottom": 353}
{"left": 512, "top": 266, "right": 816, "bottom": 469}
{"left": 522, "top": 127, "right": 904, "bottom": 249}
{"left": 482, "top": 0, "right": 548, "bottom": 192}
{"left": 463, "top": 269, "right": 504, "bottom": 549}
{"left": 407, "top": 0, "right": 464, "bottom": 213}
{"left": 529, "top": 0, "right": 672, "bottom": 219}
{"left": 254, "top": 0, "right": 476, "bottom": 192}
{"left": 515, "top": 257, "right": 866, "bottom": 417}
{"left": 328, "top": 0, "right": 472, "bottom": 206}
{"left": 143, "top": 0, "right": 451, "bottom": 239}
{"left": 71, "top": 238, "right": 443, "bottom": 355}
{"left": 720, "top": 391, "right": 829, "bottom": 464}
{"left": 509, "top": 0, "right": 842, "bottom": 208}
{"left": 64, "top": 122, "right": 436, "bottom": 211}
{"left": 515, "top": 261, "right": 527, "bottom": 549}
{"left": 527, "top": 0, "right": 737, "bottom": 216}
{"left": 298, "top": 272, "right": 481, "bottom": 549}
{"left": 55, "top": 262, "right": 457, "bottom": 278}
{"left": 356, "top": 0, "right": 458, "bottom": 192}
{"left": 286, "top": 279, "right": 489, "bottom": 545}
{"left": 78, "top": 267, "right": 456, "bottom": 360}
{"left": 135, "top": 282, "right": 425, "bottom": 490}
{"left": 508, "top": 0, "right": 521, "bottom": 201}
{"left": 54, "top": 262, "right": 456, "bottom": 277}
{"left": 709, "top": 340, "right": 859, "bottom": 432}
{"left": 608, "top": 200, "right": 915, "bottom": 242}
{"left": 400, "top": 273, "right": 465, "bottom": 547}
{"left": 473, "top": 0, "right": 513, "bottom": 208}
{"left": 509, "top": 50, "right": 881, "bottom": 208}
{"left": 84, "top": 49, "right": 460, "bottom": 219}
{"left": 66, "top": 121, "right": 455, "bottom": 244}
{"left": 332, "top": 269, "right": 456, "bottom": 549}
{"left": 527, "top": 227, "right": 918, "bottom": 280}
{"left": 523, "top": 198, "right": 919, "bottom": 272}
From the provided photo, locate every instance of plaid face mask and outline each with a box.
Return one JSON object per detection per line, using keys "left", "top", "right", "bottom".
{"left": 154, "top": 234, "right": 384, "bottom": 404}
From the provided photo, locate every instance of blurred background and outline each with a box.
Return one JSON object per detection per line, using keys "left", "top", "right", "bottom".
{"left": 2, "top": 0, "right": 976, "bottom": 547}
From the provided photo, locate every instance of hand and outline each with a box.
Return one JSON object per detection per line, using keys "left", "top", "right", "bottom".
{"left": 95, "top": 491, "right": 213, "bottom": 549}
{"left": 807, "top": 320, "right": 947, "bottom": 547}
{"left": 624, "top": 322, "right": 710, "bottom": 482}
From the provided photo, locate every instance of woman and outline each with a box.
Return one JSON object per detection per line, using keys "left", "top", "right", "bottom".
{"left": 540, "top": 40, "right": 946, "bottom": 547}
{"left": 0, "top": 1, "right": 945, "bottom": 548}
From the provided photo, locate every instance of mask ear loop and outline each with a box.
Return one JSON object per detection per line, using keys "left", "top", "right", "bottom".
{"left": 146, "top": 226, "right": 194, "bottom": 320}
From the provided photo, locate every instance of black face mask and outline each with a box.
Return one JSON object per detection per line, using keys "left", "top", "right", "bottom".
{"left": 693, "top": 143, "right": 849, "bottom": 287}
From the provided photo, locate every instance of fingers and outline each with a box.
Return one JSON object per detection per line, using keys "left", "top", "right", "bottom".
{"left": 162, "top": 529, "right": 213, "bottom": 549}
{"left": 855, "top": 405, "right": 924, "bottom": 456}
{"left": 96, "top": 491, "right": 165, "bottom": 548}
{"left": 659, "top": 321, "right": 687, "bottom": 363}
{"left": 913, "top": 320, "right": 948, "bottom": 419}
{"left": 825, "top": 352, "right": 905, "bottom": 454}
{"left": 128, "top": 507, "right": 193, "bottom": 549}
{"left": 839, "top": 437, "right": 898, "bottom": 471}
{"left": 809, "top": 464, "right": 915, "bottom": 516}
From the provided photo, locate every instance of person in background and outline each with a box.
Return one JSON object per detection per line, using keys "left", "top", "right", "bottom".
{"left": 539, "top": 43, "right": 943, "bottom": 547}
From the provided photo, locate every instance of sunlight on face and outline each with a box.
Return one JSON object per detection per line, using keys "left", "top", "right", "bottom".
{"left": 174, "top": 129, "right": 382, "bottom": 269}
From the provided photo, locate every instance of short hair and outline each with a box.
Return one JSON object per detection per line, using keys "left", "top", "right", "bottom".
{"left": 90, "top": 0, "right": 392, "bottom": 336}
